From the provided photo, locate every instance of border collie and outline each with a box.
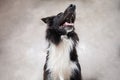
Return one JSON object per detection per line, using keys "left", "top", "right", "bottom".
{"left": 41, "top": 4, "right": 82, "bottom": 80}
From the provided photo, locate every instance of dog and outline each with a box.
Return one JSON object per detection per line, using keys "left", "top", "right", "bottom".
{"left": 41, "top": 4, "right": 82, "bottom": 80}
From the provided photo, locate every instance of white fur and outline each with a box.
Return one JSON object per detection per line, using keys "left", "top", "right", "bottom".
{"left": 47, "top": 35, "right": 78, "bottom": 80}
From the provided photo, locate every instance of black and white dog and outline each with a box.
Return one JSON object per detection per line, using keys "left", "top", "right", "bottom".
{"left": 41, "top": 4, "right": 82, "bottom": 80}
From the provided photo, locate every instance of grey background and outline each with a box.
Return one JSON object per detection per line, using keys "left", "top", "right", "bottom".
{"left": 0, "top": 0, "right": 120, "bottom": 80}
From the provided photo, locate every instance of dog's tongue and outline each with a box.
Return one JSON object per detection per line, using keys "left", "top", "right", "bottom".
{"left": 63, "top": 22, "right": 74, "bottom": 27}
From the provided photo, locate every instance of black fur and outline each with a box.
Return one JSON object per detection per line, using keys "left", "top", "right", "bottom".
{"left": 41, "top": 4, "right": 82, "bottom": 80}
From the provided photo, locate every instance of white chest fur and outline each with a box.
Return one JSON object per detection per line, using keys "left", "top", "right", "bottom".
{"left": 47, "top": 35, "right": 78, "bottom": 80}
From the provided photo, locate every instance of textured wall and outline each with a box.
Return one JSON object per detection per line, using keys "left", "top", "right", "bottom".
{"left": 0, "top": 0, "right": 120, "bottom": 80}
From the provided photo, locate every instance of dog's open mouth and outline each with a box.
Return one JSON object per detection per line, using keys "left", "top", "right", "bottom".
{"left": 61, "top": 14, "right": 75, "bottom": 27}
{"left": 60, "top": 21, "right": 74, "bottom": 30}
{"left": 60, "top": 4, "right": 76, "bottom": 31}
{"left": 63, "top": 22, "right": 74, "bottom": 27}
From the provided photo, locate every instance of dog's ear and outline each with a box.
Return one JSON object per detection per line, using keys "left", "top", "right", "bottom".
{"left": 41, "top": 16, "right": 55, "bottom": 24}
{"left": 41, "top": 17, "right": 48, "bottom": 23}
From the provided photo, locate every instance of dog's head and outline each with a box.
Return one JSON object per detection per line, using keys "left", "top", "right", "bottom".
{"left": 41, "top": 4, "right": 76, "bottom": 33}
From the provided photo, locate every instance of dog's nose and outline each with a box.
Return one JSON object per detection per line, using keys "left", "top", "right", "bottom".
{"left": 69, "top": 4, "right": 76, "bottom": 10}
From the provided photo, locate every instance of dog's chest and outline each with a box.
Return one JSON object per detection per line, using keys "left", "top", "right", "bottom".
{"left": 47, "top": 36, "right": 77, "bottom": 80}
